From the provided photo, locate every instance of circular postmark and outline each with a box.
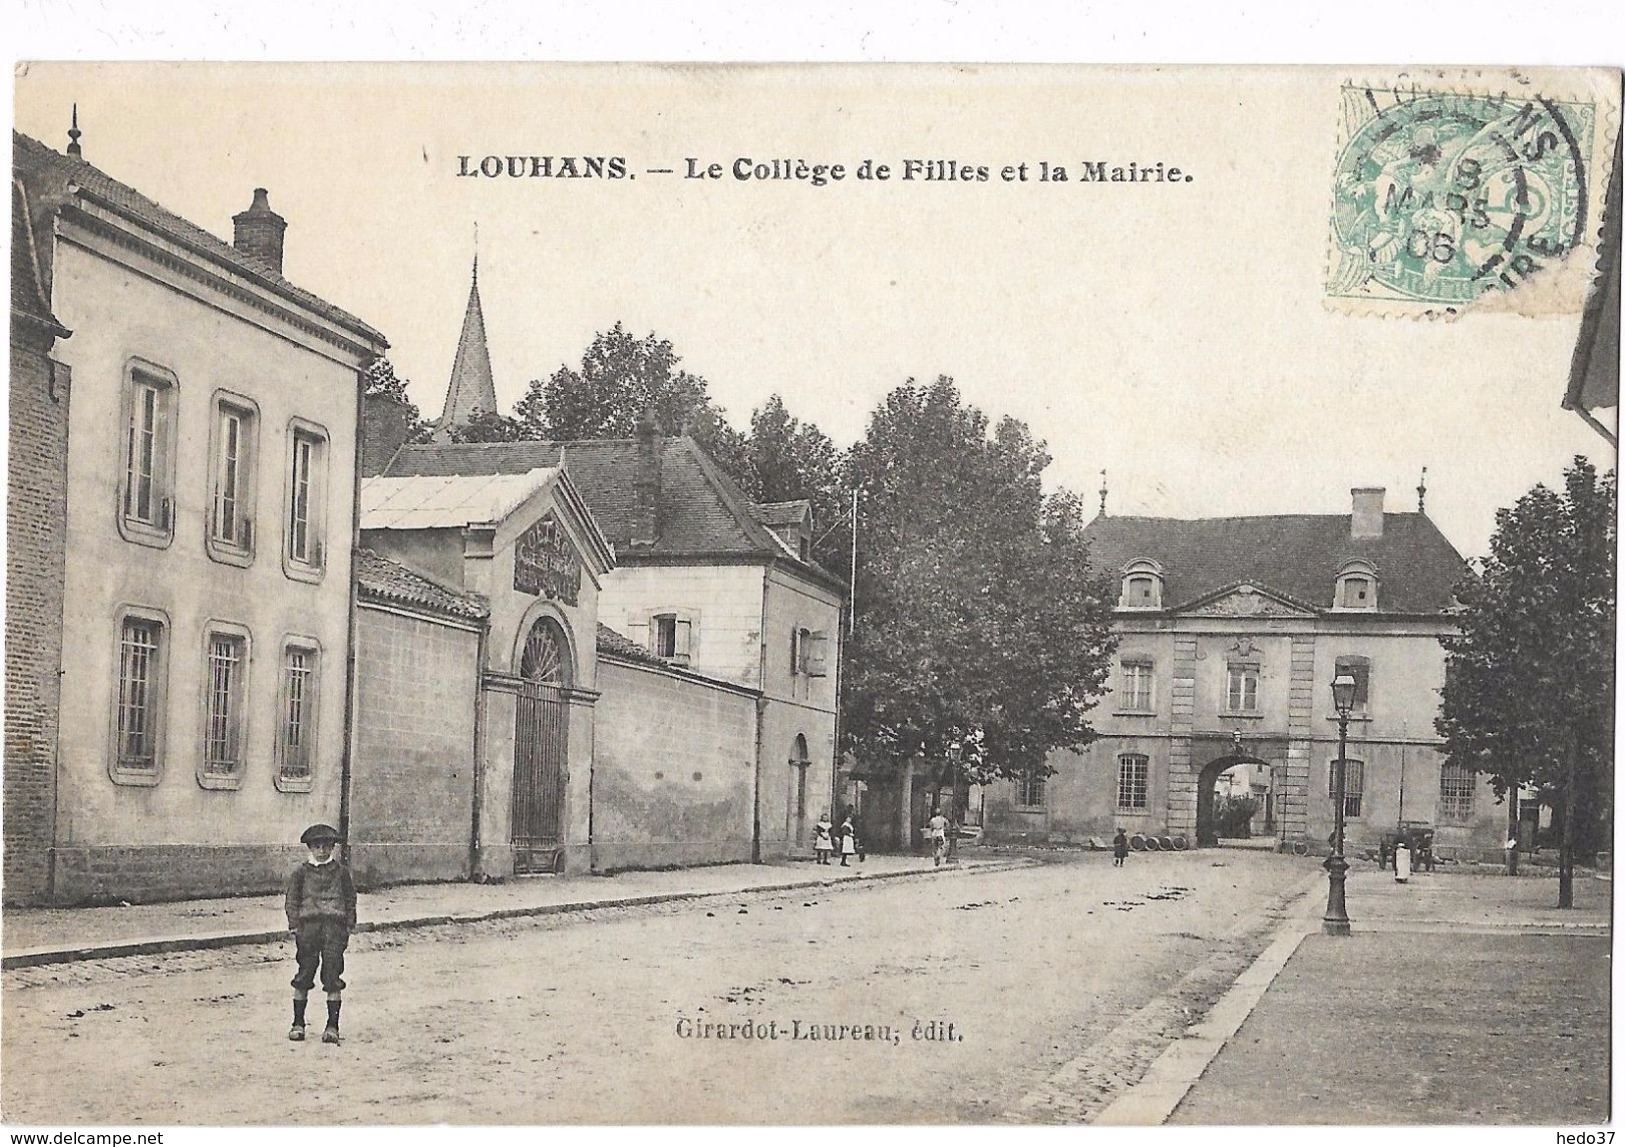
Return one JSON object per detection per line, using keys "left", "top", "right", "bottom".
{"left": 1329, "top": 90, "right": 1593, "bottom": 306}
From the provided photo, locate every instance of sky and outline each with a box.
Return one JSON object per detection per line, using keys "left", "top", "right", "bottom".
{"left": 11, "top": 54, "right": 1621, "bottom": 564}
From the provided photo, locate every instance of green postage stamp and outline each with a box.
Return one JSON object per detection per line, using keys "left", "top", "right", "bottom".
{"left": 1327, "top": 70, "right": 1619, "bottom": 317}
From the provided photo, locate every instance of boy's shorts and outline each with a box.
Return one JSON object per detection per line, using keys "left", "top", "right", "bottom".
{"left": 291, "top": 918, "right": 351, "bottom": 995}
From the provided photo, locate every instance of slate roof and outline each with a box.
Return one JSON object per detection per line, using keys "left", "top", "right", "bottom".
{"left": 436, "top": 263, "right": 500, "bottom": 433}
{"left": 1082, "top": 512, "right": 1469, "bottom": 615}
{"left": 12, "top": 132, "right": 385, "bottom": 347}
{"left": 359, "top": 468, "right": 558, "bottom": 529}
{"left": 379, "top": 437, "right": 843, "bottom": 589}
{"left": 753, "top": 500, "right": 811, "bottom": 527}
{"left": 355, "top": 549, "right": 488, "bottom": 621}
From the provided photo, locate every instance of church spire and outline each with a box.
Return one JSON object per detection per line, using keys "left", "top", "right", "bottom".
{"left": 435, "top": 255, "right": 499, "bottom": 437}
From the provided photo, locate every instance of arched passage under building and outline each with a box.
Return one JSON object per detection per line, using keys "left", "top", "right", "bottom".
{"left": 1195, "top": 752, "right": 1271, "bottom": 847}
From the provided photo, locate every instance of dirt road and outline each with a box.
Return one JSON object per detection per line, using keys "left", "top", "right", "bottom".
{"left": 2, "top": 850, "right": 1313, "bottom": 1125}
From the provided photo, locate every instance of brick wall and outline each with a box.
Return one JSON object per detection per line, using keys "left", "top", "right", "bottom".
{"left": 347, "top": 604, "right": 482, "bottom": 886}
{"left": 4, "top": 335, "right": 68, "bottom": 905}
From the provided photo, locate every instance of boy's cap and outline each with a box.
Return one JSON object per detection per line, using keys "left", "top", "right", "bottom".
{"left": 300, "top": 823, "right": 343, "bottom": 845}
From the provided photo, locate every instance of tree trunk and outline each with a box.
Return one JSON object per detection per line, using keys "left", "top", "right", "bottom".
{"left": 1559, "top": 767, "right": 1576, "bottom": 909}
{"left": 1506, "top": 793, "right": 1520, "bottom": 877}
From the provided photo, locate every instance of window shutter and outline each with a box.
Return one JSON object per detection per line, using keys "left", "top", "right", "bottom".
{"left": 806, "top": 631, "right": 828, "bottom": 677}
{"left": 242, "top": 516, "right": 254, "bottom": 549}
{"left": 674, "top": 618, "right": 692, "bottom": 658}
{"left": 625, "top": 617, "right": 650, "bottom": 650}
{"left": 153, "top": 390, "right": 171, "bottom": 521}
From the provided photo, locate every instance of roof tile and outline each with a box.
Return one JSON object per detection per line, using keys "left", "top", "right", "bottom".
{"left": 355, "top": 549, "right": 488, "bottom": 621}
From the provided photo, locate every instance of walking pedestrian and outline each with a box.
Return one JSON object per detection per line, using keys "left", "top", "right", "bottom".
{"left": 839, "top": 814, "right": 857, "bottom": 867}
{"left": 927, "top": 810, "right": 949, "bottom": 867}
{"left": 813, "top": 815, "right": 834, "bottom": 865}
{"left": 285, "top": 823, "right": 357, "bottom": 1045}
{"left": 1112, "top": 828, "right": 1129, "bottom": 867}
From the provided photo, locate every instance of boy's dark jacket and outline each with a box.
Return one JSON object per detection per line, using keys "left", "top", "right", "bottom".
{"left": 285, "top": 861, "right": 357, "bottom": 930}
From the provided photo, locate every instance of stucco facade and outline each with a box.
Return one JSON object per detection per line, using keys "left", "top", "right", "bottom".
{"left": 8, "top": 132, "right": 386, "bottom": 903}
{"left": 596, "top": 559, "right": 843, "bottom": 857}
{"left": 989, "top": 490, "right": 1511, "bottom": 862}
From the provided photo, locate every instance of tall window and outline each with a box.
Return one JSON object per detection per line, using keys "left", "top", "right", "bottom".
{"left": 1333, "top": 656, "right": 1371, "bottom": 714}
{"left": 1121, "top": 659, "right": 1154, "bottom": 710}
{"left": 285, "top": 423, "right": 327, "bottom": 575}
{"left": 277, "top": 642, "right": 319, "bottom": 788}
{"left": 1226, "top": 663, "right": 1260, "bottom": 712}
{"left": 1015, "top": 770, "right": 1047, "bottom": 807}
{"left": 1439, "top": 762, "right": 1475, "bottom": 823}
{"left": 115, "top": 615, "right": 166, "bottom": 775}
{"left": 202, "top": 630, "right": 248, "bottom": 780}
{"left": 1328, "top": 758, "right": 1365, "bottom": 818}
{"left": 209, "top": 398, "right": 257, "bottom": 558}
{"left": 1117, "top": 754, "right": 1149, "bottom": 810}
{"left": 119, "top": 368, "right": 176, "bottom": 542}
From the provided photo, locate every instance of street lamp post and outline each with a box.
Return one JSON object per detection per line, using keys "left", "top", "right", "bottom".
{"left": 1324, "top": 673, "right": 1357, "bottom": 936}
{"left": 946, "top": 744, "right": 963, "bottom": 860}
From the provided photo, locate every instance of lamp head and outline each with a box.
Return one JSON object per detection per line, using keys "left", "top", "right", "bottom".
{"left": 1331, "top": 673, "right": 1357, "bottom": 716}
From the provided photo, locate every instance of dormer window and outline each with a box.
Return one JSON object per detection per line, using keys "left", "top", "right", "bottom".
{"left": 1334, "top": 560, "right": 1379, "bottom": 610}
{"left": 1120, "top": 560, "right": 1164, "bottom": 609}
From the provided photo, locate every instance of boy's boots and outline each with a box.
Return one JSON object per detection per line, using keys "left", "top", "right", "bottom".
{"left": 289, "top": 996, "right": 308, "bottom": 1041}
{"left": 323, "top": 999, "right": 342, "bottom": 1044}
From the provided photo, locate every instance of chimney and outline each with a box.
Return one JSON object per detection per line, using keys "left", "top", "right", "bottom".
{"left": 1351, "top": 487, "right": 1385, "bottom": 539}
{"left": 629, "top": 407, "right": 661, "bottom": 547}
{"left": 361, "top": 393, "right": 413, "bottom": 477}
{"left": 232, "top": 188, "right": 287, "bottom": 275}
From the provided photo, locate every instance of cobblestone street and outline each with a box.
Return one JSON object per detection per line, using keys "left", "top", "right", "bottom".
{"left": 2, "top": 851, "right": 1311, "bottom": 1125}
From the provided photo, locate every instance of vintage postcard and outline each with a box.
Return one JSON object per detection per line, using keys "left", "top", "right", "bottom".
{"left": 4, "top": 62, "right": 1619, "bottom": 1135}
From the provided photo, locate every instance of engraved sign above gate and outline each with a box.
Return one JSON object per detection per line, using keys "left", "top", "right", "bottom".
{"left": 514, "top": 512, "right": 581, "bottom": 605}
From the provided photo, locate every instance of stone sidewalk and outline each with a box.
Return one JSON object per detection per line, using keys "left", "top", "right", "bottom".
{"left": 1098, "top": 865, "right": 1611, "bottom": 1126}
{"left": 1, "top": 853, "right": 1025, "bottom": 969}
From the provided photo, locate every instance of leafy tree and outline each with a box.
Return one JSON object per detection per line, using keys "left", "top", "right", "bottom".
{"left": 745, "top": 395, "right": 850, "bottom": 568}
{"left": 517, "top": 323, "right": 749, "bottom": 471}
{"left": 1437, "top": 457, "right": 1615, "bottom": 907}
{"left": 362, "top": 356, "right": 434, "bottom": 443}
{"left": 841, "top": 377, "right": 1117, "bottom": 797}
{"left": 448, "top": 408, "right": 528, "bottom": 443}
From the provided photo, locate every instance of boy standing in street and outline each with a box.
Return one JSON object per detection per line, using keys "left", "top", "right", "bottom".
{"left": 285, "top": 823, "right": 357, "bottom": 1045}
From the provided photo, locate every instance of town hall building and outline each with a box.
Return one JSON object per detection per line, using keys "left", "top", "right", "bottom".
{"left": 986, "top": 487, "right": 1513, "bottom": 862}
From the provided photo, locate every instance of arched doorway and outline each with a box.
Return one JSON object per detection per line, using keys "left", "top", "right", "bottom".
{"left": 512, "top": 616, "right": 572, "bottom": 873}
{"left": 1195, "top": 753, "right": 1270, "bottom": 847}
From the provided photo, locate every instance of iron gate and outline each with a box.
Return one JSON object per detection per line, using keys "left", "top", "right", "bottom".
{"left": 513, "top": 679, "right": 568, "bottom": 873}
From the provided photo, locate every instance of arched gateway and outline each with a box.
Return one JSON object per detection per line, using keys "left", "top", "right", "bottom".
{"left": 1194, "top": 752, "right": 1270, "bottom": 848}
{"left": 512, "top": 616, "right": 572, "bottom": 873}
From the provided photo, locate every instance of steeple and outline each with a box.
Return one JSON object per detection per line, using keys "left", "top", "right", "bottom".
{"left": 435, "top": 254, "right": 499, "bottom": 437}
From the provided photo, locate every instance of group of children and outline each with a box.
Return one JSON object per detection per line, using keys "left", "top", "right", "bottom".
{"left": 812, "top": 812, "right": 861, "bottom": 865}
